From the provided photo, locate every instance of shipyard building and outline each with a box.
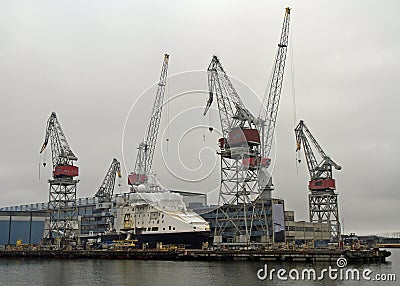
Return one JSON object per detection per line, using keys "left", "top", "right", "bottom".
{"left": 0, "top": 191, "right": 331, "bottom": 248}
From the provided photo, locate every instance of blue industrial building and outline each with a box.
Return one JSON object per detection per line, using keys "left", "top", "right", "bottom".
{"left": 0, "top": 211, "right": 47, "bottom": 245}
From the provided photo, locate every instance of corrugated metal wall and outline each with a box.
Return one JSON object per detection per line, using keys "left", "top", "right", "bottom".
{"left": 0, "top": 212, "right": 46, "bottom": 245}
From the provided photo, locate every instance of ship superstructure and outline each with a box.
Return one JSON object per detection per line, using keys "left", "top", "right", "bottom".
{"left": 114, "top": 187, "right": 210, "bottom": 249}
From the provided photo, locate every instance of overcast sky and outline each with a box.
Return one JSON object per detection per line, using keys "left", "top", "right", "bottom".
{"left": 1, "top": 0, "right": 399, "bottom": 235}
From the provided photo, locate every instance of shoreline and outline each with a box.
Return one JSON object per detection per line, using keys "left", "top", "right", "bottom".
{"left": 0, "top": 248, "right": 391, "bottom": 263}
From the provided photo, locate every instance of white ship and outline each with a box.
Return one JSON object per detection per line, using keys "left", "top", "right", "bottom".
{"left": 113, "top": 185, "right": 210, "bottom": 249}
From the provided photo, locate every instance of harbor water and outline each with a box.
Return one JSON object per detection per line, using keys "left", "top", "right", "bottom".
{"left": 0, "top": 249, "right": 398, "bottom": 285}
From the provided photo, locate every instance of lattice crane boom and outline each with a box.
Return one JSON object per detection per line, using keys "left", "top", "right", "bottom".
{"left": 40, "top": 112, "right": 78, "bottom": 177}
{"left": 295, "top": 120, "right": 341, "bottom": 187}
{"left": 96, "top": 158, "right": 121, "bottom": 202}
{"left": 260, "top": 7, "right": 291, "bottom": 158}
{"left": 204, "top": 55, "right": 257, "bottom": 138}
{"left": 129, "top": 54, "right": 169, "bottom": 185}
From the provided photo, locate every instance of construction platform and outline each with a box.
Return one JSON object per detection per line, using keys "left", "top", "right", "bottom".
{"left": 0, "top": 248, "right": 391, "bottom": 263}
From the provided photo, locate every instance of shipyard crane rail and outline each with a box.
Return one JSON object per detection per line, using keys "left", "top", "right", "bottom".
{"left": 128, "top": 54, "right": 169, "bottom": 186}
{"left": 259, "top": 7, "right": 291, "bottom": 159}
{"left": 95, "top": 158, "right": 121, "bottom": 203}
{"left": 295, "top": 120, "right": 341, "bottom": 186}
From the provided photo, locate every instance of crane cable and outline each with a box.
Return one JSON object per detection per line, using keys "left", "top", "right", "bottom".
{"left": 38, "top": 157, "right": 41, "bottom": 180}
{"left": 290, "top": 27, "right": 297, "bottom": 128}
{"left": 165, "top": 72, "right": 170, "bottom": 152}
{"left": 208, "top": 102, "right": 212, "bottom": 131}
{"left": 289, "top": 23, "right": 299, "bottom": 175}
{"left": 39, "top": 147, "right": 48, "bottom": 179}
{"left": 259, "top": 52, "right": 275, "bottom": 118}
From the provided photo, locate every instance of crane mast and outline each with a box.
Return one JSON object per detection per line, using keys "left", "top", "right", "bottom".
{"left": 294, "top": 120, "right": 342, "bottom": 241}
{"left": 40, "top": 112, "right": 79, "bottom": 245}
{"left": 202, "top": 8, "right": 291, "bottom": 247}
{"left": 128, "top": 54, "right": 169, "bottom": 186}
{"left": 95, "top": 158, "right": 121, "bottom": 203}
{"left": 259, "top": 7, "right": 291, "bottom": 159}
{"left": 256, "top": 7, "right": 291, "bottom": 197}
{"left": 204, "top": 55, "right": 267, "bottom": 246}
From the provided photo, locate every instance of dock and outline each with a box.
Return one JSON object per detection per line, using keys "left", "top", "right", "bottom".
{"left": 0, "top": 248, "right": 391, "bottom": 263}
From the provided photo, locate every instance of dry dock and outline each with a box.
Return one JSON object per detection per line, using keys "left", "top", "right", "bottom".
{"left": 0, "top": 248, "right": 391, "bottom": 263}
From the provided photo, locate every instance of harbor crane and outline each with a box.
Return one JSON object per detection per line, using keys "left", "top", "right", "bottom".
{"left": 128, "top": 54, "right": 169, "bottom": 188}
{"left": 40, "top": 112, "right": 79, "bottom": 243}
{"left": 93, "top": 158, "right": 121, "bottom": 233}
{"left": 295, "top": 119, "right": 342, "bottom": 241}
{"left": 95, "top": 158, "right": 121, "bottom": 203}
{"left": 203, "top": 8, "right": 290, "bottom": 246}
{"left": 204, "top": 55, "right": 268, "bottom": 245}
{"left": 257, "top": 7, "right": 291, "bottom": 195}
{"left": 259, "top": 7, "right": 291, "bottom": 160}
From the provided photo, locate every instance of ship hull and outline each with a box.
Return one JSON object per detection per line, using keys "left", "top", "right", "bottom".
{"left": 131, "top": 231, "right": 210, "bottom": 249}
{"left": 83, "top": 231, "right": 210, "bottom": 249}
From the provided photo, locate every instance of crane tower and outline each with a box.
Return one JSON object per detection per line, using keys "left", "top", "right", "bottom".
{"left": 295, "top": 120, "right": 342, "bottom": 241}
{"left": 204, "top": 55, "right": 268, "bottom": 245}
{"left": 40, "top": 112, "right": 79, "bottom": 243}
{"left": 128, "top": 54, "right": 169, "bottom": 188}
{"left": 203, "top": 8, "right": 291, "bottom": 246}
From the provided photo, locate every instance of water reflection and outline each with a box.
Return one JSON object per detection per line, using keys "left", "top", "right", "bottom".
{"left": 0, "top": 249, "right": 398, "bottom": 286}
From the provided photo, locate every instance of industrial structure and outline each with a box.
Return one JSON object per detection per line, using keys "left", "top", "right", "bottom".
{"left": 259, "top": 6, "right": 291, "bottom": 171}
{"left": 202, "top": 8, "right": 290, "bottom": 246}
{"left": 0, "top": 9, "right": 354, "bottom": 252}
{"left": 0, "top": 211, "right": 47, "bottom": 246}
{"left": 295, "top": 120, "right": 342, "bottom": 241}
{"left": 128, "top": 54, "right": 169, "bottom": 188}
{"left": 95, "top": 158, "right": 121, "bottom": 204}
{"left": 39, "top": 112, "right": 79, "bottom": 244}
{"left": 80, "top": 158, "right": 121, "bottom": 237}
{"left": 284, "top": 210, "right": 331, "bottom": 247}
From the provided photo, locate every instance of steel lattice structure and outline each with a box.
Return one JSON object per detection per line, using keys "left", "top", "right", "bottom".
{"left": 256, "top": 7, "right": 291, "bottom": 198}
{"left": 259, "top": 7, "right": 291, "bottom": 160}
{"left": 204, "top": 56, "right": 268, "bottom": 246}
{"left": 95, "top": 158, "right": 121, "bottom": 203}
{"left": 129, "top": 54, "right": 169, "bottom": 187}
{"left": 40, "top": 112, "right": 79, "bottom": 244}
{"left": 204, "top": 57, "right": 256, "bottom": 137}
{"left": 203, "top": 9, "right": 291, "bottom": 246}
{"left": 40, "top": 112, "right": 78, "bottom": 166}
{"left": 295, "top": 120, "right": 342, "bottom": 241}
